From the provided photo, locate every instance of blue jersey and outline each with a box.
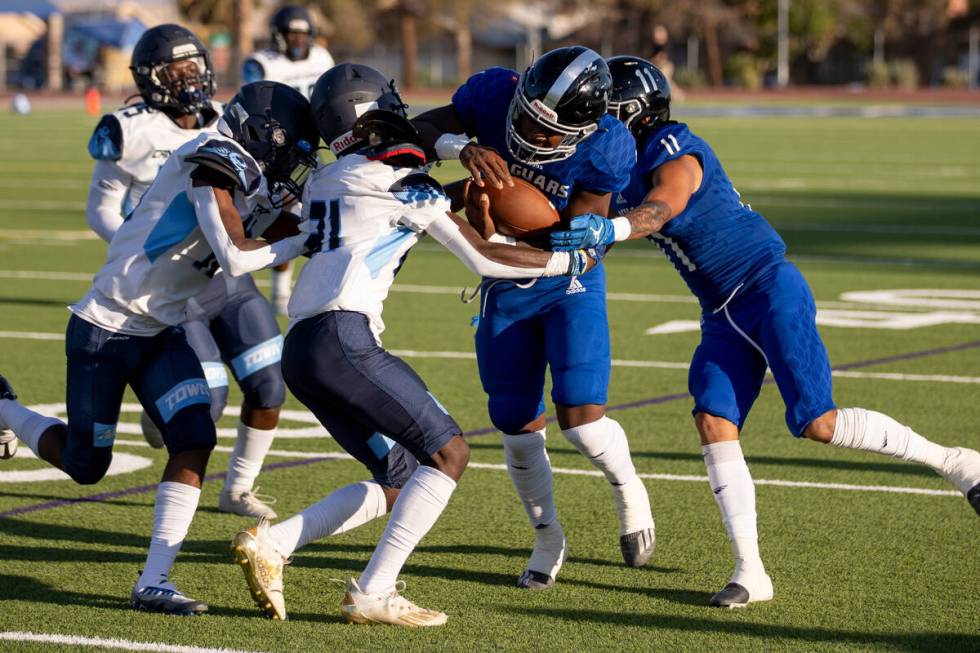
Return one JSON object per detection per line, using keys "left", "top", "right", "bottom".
{"left": 612, "top": 122, "right": 786, "bottom": 311}
{"left": 452, "top": 67, "right": 635, "bottom": 214}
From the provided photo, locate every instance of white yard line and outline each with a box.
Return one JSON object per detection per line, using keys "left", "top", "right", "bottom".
{"left": 110, "top": 440, "right": 961, "bottom": 498}
{"left": 0, "top": 269, "right": 956, "bottom": 312}
{"left": 2, "top": 332, "right": 978, "bottom": 384}
{"left": 0, "top": 632, "right": 269, "bottom": 653}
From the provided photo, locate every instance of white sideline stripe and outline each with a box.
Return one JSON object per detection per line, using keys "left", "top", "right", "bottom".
{"left": 467, "top": 463, "right": 960, "bottom": 497}
{"left": 0, "top": 631, "right": 268, "bottom": 653}
{"left": 2, "top": 332, "right": 979, "bottom": 384}
{"left": 104, "top": 440, "right": 961, "bottom": 497}
{"left": 0, "top": 230, "right": 98, "bottom": 241}
{"left": 0, "top": 270, "right": 968, "bottom": 313}
{"left": 0, "top": 331, "right": 64, "bottom": 341}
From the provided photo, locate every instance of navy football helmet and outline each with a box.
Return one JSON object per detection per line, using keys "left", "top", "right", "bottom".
{"left": 506, "top": 46, "right": 611, "bottom": 164}
{"left": 130, "top": 24, "right": 215, "bottom": 116}
{"left": 271, "top": 5, "right": 315, "bottom": 61}
{"left": 606, "top": 56, "right": 671, "bottom": 142}
{"left": 219, "top": 81, "right": 319, "bottom": 205}
{"left": 310, "top": 63, "right": 408, "bottom": 156}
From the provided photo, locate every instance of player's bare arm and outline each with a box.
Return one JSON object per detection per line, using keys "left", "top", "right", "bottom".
{"left": 621, "top": 155, "right": 702, "bottom": 239}
{"left": 550, "top": 155, "right": 701, "bottom": 251}
{"left": 562, "top": 189, "right": 613, "bottom": 222}
{"left": 192, "top": 180, "right": 266, "bottom": 251}
{"left": 190, "top": 179, "right": 306, "bottom": 277}
{"left": 427, "top": 211, "right": 594, "bottom": 278}
{"left": 413, "top": 106, "right": 512, "bottom": 189}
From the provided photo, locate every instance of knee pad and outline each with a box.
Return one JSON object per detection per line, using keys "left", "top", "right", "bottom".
{"left": 488, "top": 394, "right": 545, "bottom": 435}
{"left": 239, "top": 365, "right": 286, "bottom": 409}
{"left": 63, "top": 450, "right": 112, "bottom": 485}
{"left": 208, "top": 384, "right": 229, "bottom": 423}
{"left": 162, "top": 404, "right": 217, "bottom": 455}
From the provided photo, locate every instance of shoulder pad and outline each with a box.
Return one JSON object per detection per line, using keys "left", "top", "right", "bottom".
{"left": 389, "top": 173, "right": 447, "bottom": 206}
{"left": 185, "top": 139, "right": 262, "bottom": 193}
{"left": 242, "top": 58, "right": 265, "bottom": 84}
{"left": 88, "top": 114, "right": 123, "bottom": 161}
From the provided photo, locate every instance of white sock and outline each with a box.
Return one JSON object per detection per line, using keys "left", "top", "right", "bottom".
{"left": 358, "top": 466, "right": 456, "bottom": 594}
{"left": 137, "top": 481, "right": 201, "bottom": 588}
{"left": 269, "top": 481, "right": 387, "bottom": 558}
{"left": 562, "top": 417, "right": 653, "bottom": 534}
{"left": 502, "top": 430, "right": 557, "bottom": 528}
{"left": 223, "top": 420, "right": 276, "bottom": 495}
{"left": 703, "top": 440, "right": 764, "bottom": 573}
{"left": 271, "top": 268, "right": 292, "bottom": 302}
{"left": 0, "top": 399, "right": 63, "bottom": 456}
{"left": 830, "top": 407, "right": 948, "bottom": 471}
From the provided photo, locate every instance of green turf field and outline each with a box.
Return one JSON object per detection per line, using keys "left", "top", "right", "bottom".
{"left": 0, "top": 109, "right": 978, "bottom": 652}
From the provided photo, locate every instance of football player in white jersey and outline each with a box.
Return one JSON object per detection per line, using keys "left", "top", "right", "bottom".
{"left": 230, "top": 64, "right": 598, "bottom": 627}
{"left": 243, "top": 5, "right": 335, "bottom": 314}
{"left": 87, "top": 25, "right": 288, "bottom": 520}
{"left": 0, "top": 81, "right": 318, "bottom": 615}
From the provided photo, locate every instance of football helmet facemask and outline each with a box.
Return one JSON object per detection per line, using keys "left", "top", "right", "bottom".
{"left": 130, "top": 24, "right": 215, "bottom": 116}
{"left": 271, "top": 5, "right": 315, "bottom": 62}
{"left": 506, "top": 46, "right": 611, "bottom": 164}
{"left": 219, "top": 81, "right": 319, "bottom": 207}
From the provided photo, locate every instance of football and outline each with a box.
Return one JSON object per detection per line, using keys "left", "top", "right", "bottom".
{"left": 468, "top": 176, "right": 562, "bottom": 240}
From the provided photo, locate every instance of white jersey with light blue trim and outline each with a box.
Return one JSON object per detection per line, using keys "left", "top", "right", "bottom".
{"left": 72, "top": 132, "right": 270, "bottom": 335}
{"left": 289, "top": 153, "right": 449, "bottom": 342}
{"left": 88, "top": 101, "right": 222, "bottom": 209}
{"left": 242, "top": 46, "right": 334, "bottom": 99}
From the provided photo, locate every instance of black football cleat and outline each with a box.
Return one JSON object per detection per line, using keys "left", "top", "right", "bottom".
{"left": 968, "top": 483, "right": 980, "bottom": 518}
{"left": 0, "top": 374, "right": 16, "bottom": 401}
{"left": 516, "top": 569, "right": 555, "bottom": 590}
{"left": 131, "top": 583, "right": 208, "bottom": 616}
{"left": 709, "top": 572, "right": 773, "bottom": 608}
{"left": 620, "top": 527, "right": 655, "bottom": 568}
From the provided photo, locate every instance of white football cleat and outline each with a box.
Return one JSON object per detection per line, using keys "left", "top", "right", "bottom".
{"left": 220, "top": 488, "right": 278, "bottom": 519}
{"left": 340, "top": 577, "right": 447, "bottom": 627}
{"left": 940, "top": 447, "right": 980, "bottom": 517}
{"left": 517, "top": 520, "right": 568, "bottom": 589}
{"left": 139, "top": 410, "right": 165, "bottom": 449}
{"left": 231, "top": 518, "right": 288, "bottom": 620}
{"left": 709, "top": 566, "right": 774, "bottom": 608}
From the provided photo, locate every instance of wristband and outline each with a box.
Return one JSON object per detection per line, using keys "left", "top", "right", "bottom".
{"left": 435, "top": 133, "right": 471, "bottom": 161}
{"left": 543, "top": 251, "right": 571, "bottom": 277}
{"left": 611, "top": 216, "right": 632, "bottom": 242}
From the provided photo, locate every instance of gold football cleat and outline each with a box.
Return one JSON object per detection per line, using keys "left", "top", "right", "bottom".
{"left": 231, "top": 518, "right": 288, "bottom": 620}
{"left": 340, "top": 578, "right": 448, "bottom": 627}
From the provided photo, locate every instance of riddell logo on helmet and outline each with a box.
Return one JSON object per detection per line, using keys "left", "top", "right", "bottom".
{"left": 530, "top": 99, "right": 558, "bottom": 123}
{"left": 330, "top": 131, "right": 359, "bottom": 154}
{"left": 171, "top": 44, "right": 199, "bottom": 58}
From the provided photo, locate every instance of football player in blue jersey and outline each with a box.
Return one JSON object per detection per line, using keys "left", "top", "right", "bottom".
{"left": 414, "top": 47, "right": 656, "bottom": 589}
{"left": 552, "top": 55, "right": 980, "bottom": 608}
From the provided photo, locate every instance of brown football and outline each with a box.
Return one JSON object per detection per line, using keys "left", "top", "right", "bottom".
{"left": 468, "top": 176, "right": 562, "bottom": 240}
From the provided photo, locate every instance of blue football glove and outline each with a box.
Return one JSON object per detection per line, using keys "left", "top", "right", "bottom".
{"left": 550, "top": 213, "right": 617, "bottom": 251}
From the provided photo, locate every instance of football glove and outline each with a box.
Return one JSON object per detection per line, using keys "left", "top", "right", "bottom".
{"left": 550, "top": 213, "right": 617, "bottom": 251}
